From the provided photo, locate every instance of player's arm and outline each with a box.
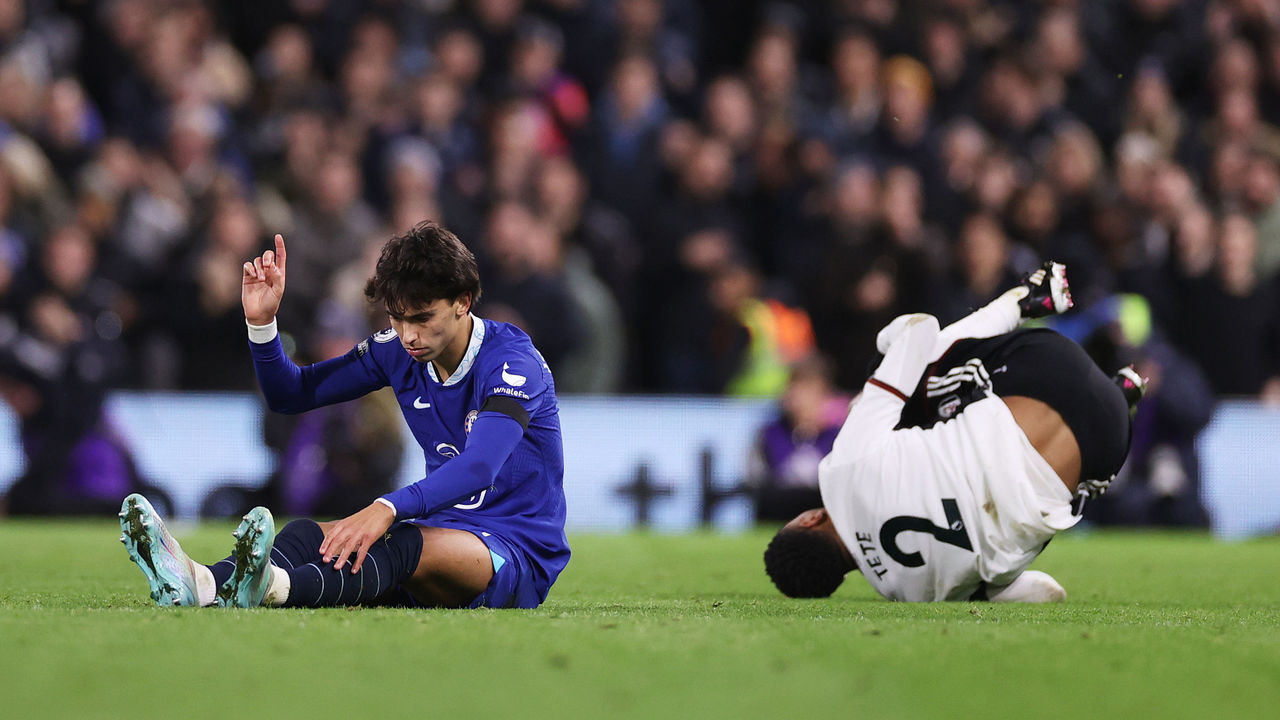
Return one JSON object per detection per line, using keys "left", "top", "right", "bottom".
{"left": 880, "top": 261, "right": 1071, "bottom": 361}
{"left": 320, "top": 403, "right": 529, "bottom": 573}
{"left": 930, "top": 286, "right": 1024, "bottom": 358}
{"left": 242, "top": 234, "right": 387, "bottom": 413}
{"left": 828, "top": 314, "right": 940, "bottom": 466}
{"left": 380, "top": 408, "right": 526, "bottom": 519}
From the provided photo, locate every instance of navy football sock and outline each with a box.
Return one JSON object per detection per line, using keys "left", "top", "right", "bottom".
{"left": 282, "top": 522, "right": 424, "bottom": 607}
{"left": 268, "top": 519, "right": 327, "bottom": 568}
{"left": 207, "top": 518, "right": 326, "bottom": 587}
{"left": 209, "top": 555, "right": 235, "bottom": 587}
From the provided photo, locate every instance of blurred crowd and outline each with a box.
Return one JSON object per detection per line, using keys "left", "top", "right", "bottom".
{"left": 1, "top": 0, "right": 1280, "bottom": 518}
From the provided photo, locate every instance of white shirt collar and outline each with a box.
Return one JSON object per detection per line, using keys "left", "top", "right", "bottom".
{"left": 426, "top": 314, "right": 485, "bottom": 386}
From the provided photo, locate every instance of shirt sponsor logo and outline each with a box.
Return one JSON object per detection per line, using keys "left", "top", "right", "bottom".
{"left": 435, "top": 442, "right": 459, "bottom": 458}
{"left": 373, "top": 328, "right": 397, "bottom": 343}
{"left": 491, "top": 386, "right": 530, "bottom": 400}
{"left": 501, "top": 362, "right": 526, "bottom": 387}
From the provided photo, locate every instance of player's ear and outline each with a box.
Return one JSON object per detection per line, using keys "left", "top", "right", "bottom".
{"left": 788, "top": 508, "right": 827, "bottom": 529}
{"left": 455, "top": 293, "right": 472, "bottom": 316}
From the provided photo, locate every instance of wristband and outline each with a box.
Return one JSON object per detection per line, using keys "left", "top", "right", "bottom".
{"left": 246, "top": 318, "right": 279, "bottom": 343}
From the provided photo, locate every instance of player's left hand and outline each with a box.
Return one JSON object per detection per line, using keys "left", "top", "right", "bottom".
{"left": 319, "top": 501, "right": 395, "bottom": 574}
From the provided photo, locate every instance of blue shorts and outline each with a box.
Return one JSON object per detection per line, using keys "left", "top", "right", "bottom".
{"left": 463, "top": 529, "right": 544, "bottom": 609}
{"left": 404, "top": 521, "right": 544, "bottom": 609}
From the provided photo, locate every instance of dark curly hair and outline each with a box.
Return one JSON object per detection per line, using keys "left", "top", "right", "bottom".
{"left": 364, "top": 221, "right": 482, "bottom": 317}
{"left": 764, "top": 527, "right": 849, "bottom": 598}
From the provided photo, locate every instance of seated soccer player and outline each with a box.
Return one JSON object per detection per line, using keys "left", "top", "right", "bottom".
{"left": 764, "top": 263, "right": 1144, "bottom": 602}
{"left": 120, "top": 221, "right": 569, "bottom": 609}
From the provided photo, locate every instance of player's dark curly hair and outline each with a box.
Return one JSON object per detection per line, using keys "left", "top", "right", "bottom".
{"left": 764, "top": 527, "right": 848, "bottom": 598}
{"left": 365, "top": 221, "right": 482, "bottom": 317}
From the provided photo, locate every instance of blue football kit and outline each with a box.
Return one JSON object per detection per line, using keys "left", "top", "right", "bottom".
{"left": 248, "top": 316, "right": 569, "bottom": 608}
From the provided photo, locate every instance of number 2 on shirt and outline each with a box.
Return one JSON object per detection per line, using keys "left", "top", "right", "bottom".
{"left": 878, "top": 498, "right": 974, "bottom": 567}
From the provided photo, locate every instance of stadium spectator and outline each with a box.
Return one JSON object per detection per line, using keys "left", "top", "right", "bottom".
{"left": 284, "top": 151, "right": 379, "bottom": 349}
{"left": 1242, "top": 153, "right": 1280, "bottom": 280}
{"left": 652, "top": 231, "right": 746, "bottom": 389}
{"left": 609, "top": 0, "right": 699, "bottom": 108}
{"left": 479, "top": 202, "right": 580, "bottom": 355}
{"left": 821, "top": 28, "right": 882, "bottom": 157}
{"left": 1177, "top": 212, "right": 1280, "bottom": 396}
{"left": 918, "top": 16, "right": 977, "bottom": 125}
{"left": 0, "top": 221, "right": 152, "bottom": 516}
{"left": 749, "top": 354, "right": 847, "bottom": 523}
{"left": 944, "top": 212, "right": 1026, "bottom": 321}
{"left": 714, "top": 260, "right": 815, "bottom": 397}
{"left": 166, "top": 197, "right": 265, "bottom": 390}
{"left": 1035, "top": 6, "right": 1119, "bottom": 149}
{"left": 534, "top": 153, "right": 639, "bottom": 325}
{"left": 583, "top": 51, "right": 668, "bottom": 229}
{"left": 408, "top": 71, "right": 481, "bottom": 183}
{"left": 508, "top": 15, "right": 588, "bottom": 152}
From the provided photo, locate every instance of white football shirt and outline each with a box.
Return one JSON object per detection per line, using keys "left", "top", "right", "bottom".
{"left": 819, "top": 314, "right": 1079, "bottom": 602}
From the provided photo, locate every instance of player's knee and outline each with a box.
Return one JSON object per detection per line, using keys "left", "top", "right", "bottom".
{"left": 764, "top": 527, "right": 848, "bottom": 598}
{"left": 385, "top": 522, "right": 426, "bottom": 566}
{"left": 281, "top": 518, "right": 324, "bottom": 538}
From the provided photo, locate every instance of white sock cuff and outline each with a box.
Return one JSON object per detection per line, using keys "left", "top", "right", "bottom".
{"left": 194, "top": 564, "right": 217, "bottom": 607}
{"left": 263, "top": 564, "right": 291, "bottom": 607}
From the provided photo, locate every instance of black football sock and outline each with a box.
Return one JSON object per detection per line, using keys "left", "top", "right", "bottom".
{"left": 281, "top": 522, "right": 424, "bottom": 607}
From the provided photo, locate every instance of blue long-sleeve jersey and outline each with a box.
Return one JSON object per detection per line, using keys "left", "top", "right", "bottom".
{"left": 249, "top": 316, "right": 569, "bottom": 600}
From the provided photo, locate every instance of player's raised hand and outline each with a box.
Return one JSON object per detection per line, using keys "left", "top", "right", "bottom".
{"left": 319, "top": 501, "right": 396, "bottom": 574}
{"left": 242, "top": 233, "right": 288, "bottom": 325}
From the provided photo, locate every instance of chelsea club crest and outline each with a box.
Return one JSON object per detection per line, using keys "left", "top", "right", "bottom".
{"left": 372, "top": 327, "right": 397, "bottom": 343}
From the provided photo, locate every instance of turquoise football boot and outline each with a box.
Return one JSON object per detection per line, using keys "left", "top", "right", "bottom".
{"left": 119, "top": 494, "right": 200, "bottom": 606}
{"left": 215, "top": 507, "right": 276, "bottom": 608}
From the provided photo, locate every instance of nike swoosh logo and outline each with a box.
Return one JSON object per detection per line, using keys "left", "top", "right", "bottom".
{"left": 413, "top": 397, "right": 431, "bottom": 409}
{"left": 501, "top": 362, "right": 526, "bottom": 387}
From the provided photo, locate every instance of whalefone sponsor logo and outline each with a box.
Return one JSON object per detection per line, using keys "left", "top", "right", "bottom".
{"left": 501, "top": 362, "right": 526, "bottom": 387}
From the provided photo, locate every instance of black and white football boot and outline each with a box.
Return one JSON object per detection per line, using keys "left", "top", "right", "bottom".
{"left": 1017, "top": 260, "right": 1073, "bottom": 319}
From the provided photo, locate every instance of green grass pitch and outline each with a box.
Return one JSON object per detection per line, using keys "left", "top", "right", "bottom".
{"left": 1, "top": 521, "right": 1277, "bottom": 719}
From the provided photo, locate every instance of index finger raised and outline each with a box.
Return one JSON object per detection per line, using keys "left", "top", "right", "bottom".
{"left": 274, "top": 234, "right": 287, "bottom": 271}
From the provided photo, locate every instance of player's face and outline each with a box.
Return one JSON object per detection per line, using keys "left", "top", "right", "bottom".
{"left": 388, "top": 297, "right": 471, "bottom": 364}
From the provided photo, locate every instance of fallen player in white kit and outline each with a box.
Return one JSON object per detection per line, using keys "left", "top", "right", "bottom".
{"left": 764, "top": 262, "right": 1145, "bottom": 602}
